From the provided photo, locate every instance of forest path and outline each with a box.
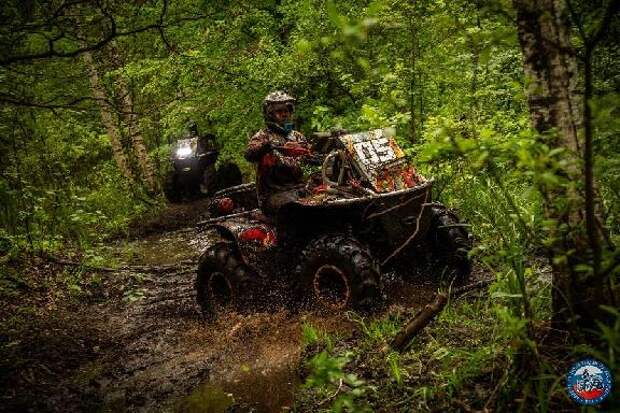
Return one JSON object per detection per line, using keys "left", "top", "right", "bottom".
{"left": 91, "top": 219, "right": 438, "bottom": 413}
{"left": 2, "top": 199, "right": 439, "bottom": 413}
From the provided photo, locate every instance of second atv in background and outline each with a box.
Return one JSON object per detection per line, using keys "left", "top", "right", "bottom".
{"left": 164, "top": 121, "right": 242, "bottom": 203}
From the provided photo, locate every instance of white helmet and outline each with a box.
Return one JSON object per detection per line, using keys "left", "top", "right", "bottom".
{"left": 262, "top": 90, "right": 295, "bottom": 124}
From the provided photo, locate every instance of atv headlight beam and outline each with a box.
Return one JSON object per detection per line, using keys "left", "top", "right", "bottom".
{"left": 176, "top": 146, "right": 193, "bottom": 157}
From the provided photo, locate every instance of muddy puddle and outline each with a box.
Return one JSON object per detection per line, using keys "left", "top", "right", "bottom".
{"left": 171, "top": 309, "right": 358, "bottom": 413}
{"left": 177, "top": 312, "right": 303, "bottom": 413}
{"left": 105, "top": 227, "right": 210, "bottom": 266}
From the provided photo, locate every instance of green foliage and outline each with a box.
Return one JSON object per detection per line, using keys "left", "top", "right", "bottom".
{"left": 304, "top": 351, "right": 373, "bottom": 412}
{"left": 298, "top": 297, "right": 512, "bottom": 412}
{"left": 301, "top": 321, "right": 334, "bottom": 352}
{"left": 2, "top": 0, "right": 619, "bottom": 411}
{"left": 385, "top": 351, "right": 404, "bottom": 386}
{"left": 346, "top": 311, "right": 402, "bottom": 344}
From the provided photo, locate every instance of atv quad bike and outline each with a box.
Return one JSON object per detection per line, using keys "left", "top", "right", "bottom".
{"left": 196, "top": 128, "right": 471, "bottom": 316}
{"left": 164, "top": 137, "right": 242, "bottom": 203}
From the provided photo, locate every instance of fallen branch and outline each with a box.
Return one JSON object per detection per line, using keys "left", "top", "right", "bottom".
{"left": 390, "top": 292, "right": 448, "bottom": 352}
{"left": 381, "top": 190, "right": 431, "bottom": 267}
{"left": 387, "top": 279, "right": 494, "bottom": 352}
{"left": 364, "top": 192, "right": 426, "bottom": 221}
{"left": 318, "top": 378, "right": 344, "bottom": 406}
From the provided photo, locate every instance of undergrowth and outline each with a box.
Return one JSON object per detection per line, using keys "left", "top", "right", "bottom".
{"left": 296, "top": 287, "right": 619, "bottom": 412}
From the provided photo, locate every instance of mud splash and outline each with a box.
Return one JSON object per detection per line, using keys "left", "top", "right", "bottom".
{"left": 172, "top": 308, "right": 357, "bottom": 413}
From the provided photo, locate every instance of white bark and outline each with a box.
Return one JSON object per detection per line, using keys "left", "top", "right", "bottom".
{"left": 82, "top": 50, "right": 134, "bottom": 182}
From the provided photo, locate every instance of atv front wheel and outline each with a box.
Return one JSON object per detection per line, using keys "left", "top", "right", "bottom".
{"left": 297, "top": 235, "right": 383, "bottom": 311}
{"left": 196, "top": 233, "right": 259, "bottom": 317}
{"left": 200, "top": 164, "right": 218, "bottom": 195}
{"left": 427, "top": 204, "right": 472, "bottom": 283}
{"left": 164, "top": 173, "right": 183, "bottom": 203}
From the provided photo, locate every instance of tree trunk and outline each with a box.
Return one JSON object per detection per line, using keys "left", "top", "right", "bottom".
{"left": 513, "top": 0, "right": 582, "bottom": 149}
{"left": 82, "top": 50, "right": 134, "bottom": 182}
{"left": 107, "top": 43, "right": 158, "bottom": 193}
{"left": 408, "top": 1, "right": 418, "bottom": 144}
{"left": 512, "top": 0, "right": 609, "bottom": 330}
{"left": 119, "top": 77, "right": 158, "bottom": 193}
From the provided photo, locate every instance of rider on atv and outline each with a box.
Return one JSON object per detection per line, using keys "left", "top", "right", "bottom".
{"left": 185, "top": 120, "right": 216, "bottom": 154}
{"left": 245, "top": 91, "right": 315, "bottom": 217}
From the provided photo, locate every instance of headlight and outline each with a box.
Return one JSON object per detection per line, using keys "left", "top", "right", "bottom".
{"left": 176, "top": 146, "right": 193, "bottom": 157}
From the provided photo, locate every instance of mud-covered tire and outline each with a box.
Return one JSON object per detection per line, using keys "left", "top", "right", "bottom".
{"left": 427, "top": 204, "right": 472, "bottom": 283}
{"left": 195, "top": 233, "right": 259, "bottom": 317}
{"left": 164, "top": 173, "right": 183, "bottom": 203}
{"left": 200, "top": 164, "right": 218, "bottom": 195}
{"left": 215, "top": 162, "right": 242, "bottom": 191}
{"left": 296, "top": 235, "right": 383, "bottom": 311}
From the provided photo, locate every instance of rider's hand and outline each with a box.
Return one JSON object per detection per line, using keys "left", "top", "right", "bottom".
{"left": 281, "top": 141, "right": 311, "bottom": 157}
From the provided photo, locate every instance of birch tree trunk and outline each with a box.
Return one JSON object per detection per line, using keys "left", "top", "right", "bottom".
{"left": 119, "top": 78, "right": 158, "bottom": 192}
{"left": 82, "top": 50, "right": 134, "bottom": 182}
{"left": 512, "top": 0, "right": 609, "bottom": 330}
{"left": 108, "top": 43, "right": 158, "bottom": 193}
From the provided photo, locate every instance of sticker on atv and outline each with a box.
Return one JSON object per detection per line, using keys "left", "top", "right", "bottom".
{"left": 339, "top": 129, "right": 420, "bottom": 192}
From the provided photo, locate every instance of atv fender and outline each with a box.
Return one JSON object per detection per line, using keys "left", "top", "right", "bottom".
{"left": 203, "top": 214, "right": 277, "bottom": 277}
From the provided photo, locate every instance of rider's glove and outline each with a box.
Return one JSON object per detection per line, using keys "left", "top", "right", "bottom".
{"left": 279, "top": 141, "right": 312, "bottom": 158}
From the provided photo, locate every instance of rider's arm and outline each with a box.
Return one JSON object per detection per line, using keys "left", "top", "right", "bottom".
{"left": 291, "top": 131, "right": 324, "bottom": 165}
{"left": 245, "top": 131, "right": 272, "bottom": 162}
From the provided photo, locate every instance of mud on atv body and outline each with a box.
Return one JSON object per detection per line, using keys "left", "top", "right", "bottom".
{"left": 196, "top": 129, "right": 472, "bottom": 316}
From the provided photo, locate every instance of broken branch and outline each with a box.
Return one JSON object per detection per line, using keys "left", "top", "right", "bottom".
{"left": 391, "top": 292, "right": 448, "bottom": 352}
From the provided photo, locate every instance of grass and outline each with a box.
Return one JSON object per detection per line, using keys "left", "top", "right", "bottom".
{"left": 296, "top": 280, "right": 620, "bottom": 412}
{"left": 294, "top": 289, "right": 583, "bottom": 412}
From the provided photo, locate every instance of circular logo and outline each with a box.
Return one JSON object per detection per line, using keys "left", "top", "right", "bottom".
{"left": 567, "top": 358, "right": 612, "bottom": 405}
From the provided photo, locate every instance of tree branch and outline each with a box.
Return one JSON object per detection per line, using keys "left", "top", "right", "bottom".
{"left": 0, "top": 0, "right": 212, "bottom": 67}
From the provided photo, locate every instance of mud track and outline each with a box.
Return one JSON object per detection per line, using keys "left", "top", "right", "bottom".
{"left": 1, "top": 200, "right": 444, "bottom": 413}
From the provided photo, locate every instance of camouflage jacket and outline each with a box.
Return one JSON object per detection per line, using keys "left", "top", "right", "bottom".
{"left": 244, "top": 128, "right": 310, "bottom": 207}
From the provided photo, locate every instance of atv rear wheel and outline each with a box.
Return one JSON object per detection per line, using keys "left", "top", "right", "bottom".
{"left": 297, "top": 235, "right": 382, "bottom": 311}
{"left": 196, "top": 233, "right": 259, "bottom": 317}
{"left": 427, "top": 204, "right": 472, "bottom": 283}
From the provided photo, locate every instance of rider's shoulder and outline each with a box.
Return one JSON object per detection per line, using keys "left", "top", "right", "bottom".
{"left": 251, "top": 128, "right": 272, "bottom": 140}
{"left": 291, "top": 130, "right": 306, "bottom": 141}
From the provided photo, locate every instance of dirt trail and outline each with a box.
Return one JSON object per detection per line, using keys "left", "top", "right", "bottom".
{"left": 1, "top": 200, "right": 440, "bottom": 413}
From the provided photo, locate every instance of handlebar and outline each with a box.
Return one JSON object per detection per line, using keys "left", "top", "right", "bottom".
{"left": 311, "top": 129, "right": 349, "bottom": 139}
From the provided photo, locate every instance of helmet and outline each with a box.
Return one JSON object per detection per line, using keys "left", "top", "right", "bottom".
{"left": 185, "top": 120, "right": 198, "bottom": 135}
{"left": 262, "top": 91, "right": 295, "bottom": 125}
